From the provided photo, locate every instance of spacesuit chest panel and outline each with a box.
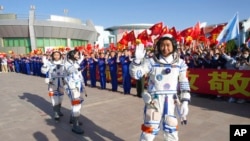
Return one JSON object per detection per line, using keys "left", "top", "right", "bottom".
{"left": 49, "top": 64, "right": 65, "bottom": 78}
{"left": 147, "top": 62, "right": 180, "bottom": 94}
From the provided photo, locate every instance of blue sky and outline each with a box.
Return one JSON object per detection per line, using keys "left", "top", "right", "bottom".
{"left": 0, "top": 0, "right": 249, "bottom": 30}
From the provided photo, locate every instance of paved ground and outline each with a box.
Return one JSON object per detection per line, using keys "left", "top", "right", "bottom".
{"left": 0, "top": 72, "right": 249, "bottom": 141}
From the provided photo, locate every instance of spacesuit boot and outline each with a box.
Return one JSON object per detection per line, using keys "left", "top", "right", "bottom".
{"left": 71, "top": 116, "right": 84, "bottom": 134}
{"left": 53, "top": 105, "right": 60, "bottom": 121}
{"left": 69, "top": 115, "right": 82, "bottom": 125}
{"left": 58, "top": 104, "right": 64, "bottom": 117}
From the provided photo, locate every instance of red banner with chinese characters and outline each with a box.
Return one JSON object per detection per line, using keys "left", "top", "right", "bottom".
{"left": 188, "top": 68, "right": 250, "bottom": 99}
{"left": 99, "top": 66, "right": 250, "bottom": 99}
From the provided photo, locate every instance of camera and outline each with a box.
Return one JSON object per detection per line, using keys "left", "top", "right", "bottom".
{"left": 236, "top": 56, "right": 247, "bottom": 63}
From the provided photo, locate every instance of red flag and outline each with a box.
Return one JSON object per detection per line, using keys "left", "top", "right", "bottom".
{"left": 137, "top": 30, "right": 147, "bottom": 40}
{"left": 149, "top": 22, "right": 163, "bottom": 36}
{"left": 206, "top": 24, "right": 226, "bottom": 46}
{"left": 118, "top": 32, "right": 128, "bottom": 46}
{"left": 200, "top": 27, "right": 205, "bottom": 36}
{"left": 160, "top": 26, "right": 169, "bottom": 36}
{"left": 127, "top": 30, "right": 136, "bottom": 43}
{"left": 209, "top": 24, "right": 225, "bottom": 35}
{"left": 118, "top": 38, "right": 128, "bottom": 46}
{"left": 168, "top": 27, "right": 178, "bottom": 39}
{"left": 198, "top": 35, "right": 209, "bottom": 43}
{"left": 82, "top": 47, "right": 90, "bottom": 56}
{"left": 180, "top": 27, "right": 193, "bottom": 37}
{"left": 190, "top": 22, "right": 200, "bottom": 40}
{"left": 137, "top": 30, "right": 152, "bottom": 45}
{"left": 109, "top": 43, "right": 117, "bottom": 51}
{"left": 86, "top": 43, "right": 92, "bottom": 51}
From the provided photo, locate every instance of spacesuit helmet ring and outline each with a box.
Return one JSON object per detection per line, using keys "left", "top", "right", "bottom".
{"left": 155, "top": 34, "right": 178, "bottom": 57}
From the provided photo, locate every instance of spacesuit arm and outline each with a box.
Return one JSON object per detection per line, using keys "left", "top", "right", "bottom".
{"left": 178, "top": 59, "right": 191, "bottom": 125}
{"left": 64, "top": 61, "right": 79, "bottom": 74}
{"left": 178, "top": 59, "right": 191, "bottom": 102}
{"left": 129, "top": 58, "right": 151, "bottom": 80}
{"left": 41, "top": 62, "right": 50, "bottom": 74}
{"left": 77, "top": 53, "right": 84, "bottom": 64}
{"left": 44, "top": 71, "right": 53, "bottom": 84}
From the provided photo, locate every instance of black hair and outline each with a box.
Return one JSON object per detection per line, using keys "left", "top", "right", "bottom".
{"left": 51, "top": 51, "right": 62, "bottom": 61}
{"left": 155, "top": 36, "right": 178, "bottom": 58}
{"left": 67, "top": 49, "right": 80, "bottom": 61}
{"left": 230, "top": 49, "right": 238, "bottom": 57}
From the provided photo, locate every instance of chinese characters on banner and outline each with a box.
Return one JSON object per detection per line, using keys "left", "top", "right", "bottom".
{"left": 94, "top": 66, "right": 250, "bottom": 99}
{"left": 188, "top": 69, "right": 250, "bottom": 99}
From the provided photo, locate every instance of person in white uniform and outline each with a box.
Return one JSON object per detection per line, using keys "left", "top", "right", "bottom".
{"left": 129, "top": 34, "right": 191, "bottom": 141}
{"left": 64, "top": 49, "right": 86, "bottom": 134}
{"left": 41, "top": 51, "right": 65, "bottom": 122}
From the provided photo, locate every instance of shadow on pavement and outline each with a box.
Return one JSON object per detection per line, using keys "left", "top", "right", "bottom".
{"left": 19, "top": 92, "right": 124, "bottom": 141}
{"left": 190, "top": 94, "right": 250, "bottom": 118}
{"left": 33, "top": 131, "right": 49, "bottom": 141}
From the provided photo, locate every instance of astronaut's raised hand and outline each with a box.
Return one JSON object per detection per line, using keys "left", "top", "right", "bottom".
{"left": 134, "top": 43, "right": 146, "bottom": 64}
{"left": 180, "top": 101, "right": 189, "bottom": 125}
{"left": 42, "top": 56, "right": 48, "bottom": 66}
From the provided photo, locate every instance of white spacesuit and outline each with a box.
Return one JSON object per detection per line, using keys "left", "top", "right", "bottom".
{"left": 41, "top": 51, "right": 65, "bottom": 121}
{"left": 129, "top": 35, "right": 191, "bottom": 141}
{"left": 64, "top": 49, "right": 85, "bottom": 134}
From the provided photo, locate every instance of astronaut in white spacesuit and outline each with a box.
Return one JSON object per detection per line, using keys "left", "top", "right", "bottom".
{"left": 64, "top": 49, "right": 86, "bottom": 134}
{"left": 129, "top": 34, "right": 191, "bottom": 141}
{"left": 41, "top": 51, "right": 65, "bottom": 122}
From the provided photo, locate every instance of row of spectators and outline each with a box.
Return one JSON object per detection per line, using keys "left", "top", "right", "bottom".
{"left": 1, "top": 42, "right": 249, "bottom": 103}
{"left": 179, "top": 43, "right": 250, "bottom": 70}
{"left": 178, "top": 42, "right": 250, "bottom": 103}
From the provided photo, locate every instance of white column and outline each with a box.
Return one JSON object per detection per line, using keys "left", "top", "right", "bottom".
{"left": 28, "top": 6, "right": 36, "bottom": 51}
{"left": 0, "top": 38, "right": 3, "bottom": 47}
{"left": 67, "top": 38, "right": 71, "bottom": 48}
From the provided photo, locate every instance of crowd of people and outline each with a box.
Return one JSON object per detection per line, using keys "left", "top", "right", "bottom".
{"left": 0, "top": 41, "right": 249, "bottom": 102}
{"left": 178, "top": 42, "right": 250, "bottom": 103}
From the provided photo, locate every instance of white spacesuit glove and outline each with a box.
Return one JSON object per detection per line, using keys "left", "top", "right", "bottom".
{"left": 180, "top": 91, "right": 190, "bottom": 125}
{"left": 42, "top": 56, "right": 48, "bottom": 66}
{"left": 134, "top": 43, "right": 146, "bottom": 64}
{"left": 73, "top": 63, "right": 80, "bottom": 70}
{"left": 180, "top": 101, "right": 189, "bottom": 125}
{"left": 45, "top": 78, "right": 50, "bottom": 84}
{"left": 142, "top": 92, "right": 152, "bottom": 104}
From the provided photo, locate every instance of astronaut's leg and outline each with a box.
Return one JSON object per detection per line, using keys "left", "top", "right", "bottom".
{"left": 162, "top": 95, "right": 179, "bottom": 141}
{"left": 69, "top": 88, "right": 84, "bottom": 134}
{"left": 57, "top": 99, "right": 64, "bottom": 116}
{"left": 49, "top": 87, "right": 61, "bottom": 121}
{"left": 57, "top": 86, "right": 64, "bottom": 116}
{"left": 139, "top": 103, "right": 162, "bottom": 141}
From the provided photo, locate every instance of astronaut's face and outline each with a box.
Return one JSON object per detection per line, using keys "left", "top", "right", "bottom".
{"left": 74, "top": 52, "right": 80, "bottom": 60}
{"left": 159, "top": 40, "right": 173, "bottom": 57}
{"left": 53, "top": 52, "right": 61, "bottom": 61}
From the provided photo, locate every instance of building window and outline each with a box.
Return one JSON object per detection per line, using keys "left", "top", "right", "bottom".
{"left": 3, "top": 37, "right": 30, "bottom": 48}
{"left": 36, "top": 38, "right": 67, "bottom": 47}
{"left": 71, "top": 39, "right": 87, "bottom": 47}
